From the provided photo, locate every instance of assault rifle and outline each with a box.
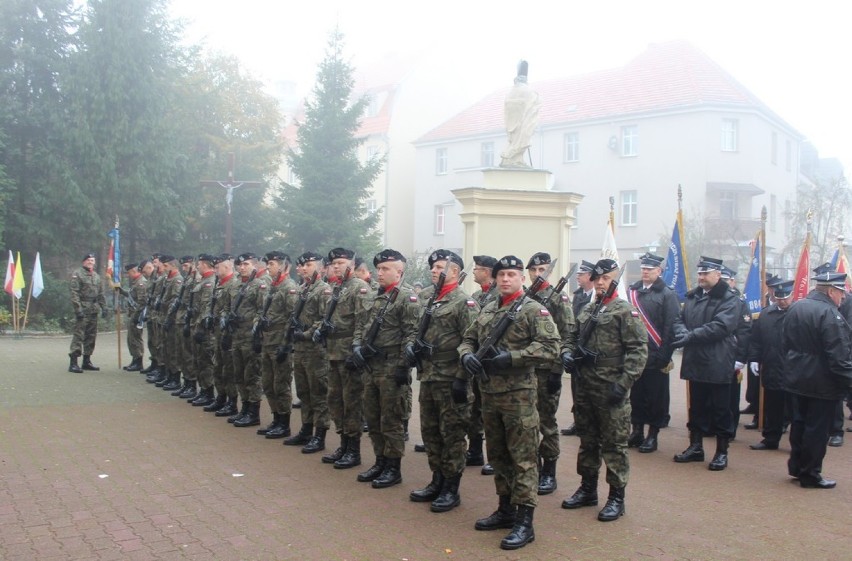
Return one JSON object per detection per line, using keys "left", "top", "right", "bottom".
{"left": 544, "top": 264, "right": 578, "bottom": 306}
{"left": 136, "top": 272, "right": 159, "bottom": 330}
{"left": 163, "top": 271, "right": 190, "bottom": 332}
{"left": 315, "top": 266, "right": 351, "bottom": 345}
{"left": 153, "top": 275, "right": 168, "bottom": 312}
{"left": 409, "top": 271, "right": 446, "bottom": 371}
{"left": 478, "top": 282, "right": 497, "bottom": 308}
{"left": 117, "top": 287, "right": 137, "bottom": 310}
{"left": 220, "top": 269, "right": 257, "bottom": 351}
{"left": 201, "top": 276, "right": 220, "bottom": 332}
{"left": 251, "top": 283, "right": 277, "bottom": 351}
{"left": 182, "top": 276, "right": 196, "bottom": 338}
{"left": 279, "top": 271, "right": 318, "bottom": 355}
{"left": 570, "top": 267, "right": 626, "bottom": 371}
{"left": 347, "top": 285, "right": 401, "bottom": 374}
{"left": 472, "top": 259, "right": 557, "bottom": 383}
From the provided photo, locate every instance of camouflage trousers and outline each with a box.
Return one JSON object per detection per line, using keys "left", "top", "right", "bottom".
{"left": 327, "top": 359, "right": 364, "bottom": 438}
{"left": 154, "top": 321, "right": 167, "bottom": 366}
{"left": 146, "top": 320, "right": 160, "bottom": 363}
{"left": 179, "top": 329, "right": 195, "bottom": 381}
{"left": 467, "top": 378, "right": 484, "bottom": 439}
{"left": 363, "top": 356, "right": 407, "bottom": 459}
{"left": 261, "top": 344, "right": 293, "bottom": 415}
{"left": 536, "top": 370, "right": 561, "bottom": 461}
{"left": 232, "top": 338, "right": 262, "bottom": 403}
{"left": 213, "top": 335, "right": 237, "bottom": 399}
{"left": 126, "top": 316, "right": 144, "bottom": 359}
{"left": 163, "top": 325, "right": 182, "bottom": 373}
{"left": 293, "top": 346, "right": 330, "bottom": 429}
{"left": 574, "top": 376, "right": 631, "bottom": 488}
{"left": 194, "top": 335, "right": 215, "bottom": 390}
{"left": 419, "top": 380, "right": 471, "bottom": 477}
{"left": 482, "top": 388, "right": 540, "bottom": 508}
{"left": 403, "top": 381, "right": 412, "bottom": 422}
{"left": 69, "top": 312, "right": 99, "bottom": 356}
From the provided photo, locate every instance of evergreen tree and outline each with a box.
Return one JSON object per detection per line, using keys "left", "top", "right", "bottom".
{"left": 278, "top": 29, "right": 383, "bottom": 256}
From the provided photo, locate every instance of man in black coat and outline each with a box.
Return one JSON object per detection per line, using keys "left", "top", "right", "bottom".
{"left": 625, "top": 253, "right": 680, "bottom": 453}
{"left": 671, "top": 256, "right": 741, "bottom": 471}
{"left": 781, "top": 272, "right": 852, "bottom": 488}
{"left": 747, "top": 280, "right": 794, "bottom": 450}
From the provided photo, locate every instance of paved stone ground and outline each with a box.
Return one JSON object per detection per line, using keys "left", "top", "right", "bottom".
{"left": 1, "top": 332, "right": 849, "bottom": 561}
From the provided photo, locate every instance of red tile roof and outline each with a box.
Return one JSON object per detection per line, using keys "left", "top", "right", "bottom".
{"left": 417, "top": 40, "right": 795, "bottom": 144}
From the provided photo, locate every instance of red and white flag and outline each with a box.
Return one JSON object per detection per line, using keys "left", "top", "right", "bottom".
{"left": 792, "top": 234, "right": 810, "bottom": 301}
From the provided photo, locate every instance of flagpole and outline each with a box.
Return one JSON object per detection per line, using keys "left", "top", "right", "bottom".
{"left": 609, "top": 196, "right": 615, "bottom": 234}
{"left": 758, "top": 205, "right": 767, "bottom": 431}
{"left": 677, "top": 185, "right": 691, "bottom": 290}
{"left": 21, "top": 274, "right": 34, "bottom": 332}
{"left": 112, "top": 217, "right": 122, "bottom": 369}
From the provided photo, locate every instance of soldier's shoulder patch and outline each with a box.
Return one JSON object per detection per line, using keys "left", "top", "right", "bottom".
{"left": 71, "top": 273, "right": 79, "bottom": 278}
{"left": 203, "top": 281, "right": 212, "bottom": 288}
{"left": 259, "top": 283, "right": 267, "bottom": 289}
{"left": 359, "top": 288, "right": 368, "bottom": 294}
{"left": 323, "top": 289, "right": 332, "bottom": 295}
{"left": 561, "top": 294, "right": 569, "bottom": 302}
{"left": 408, "top": 295, "right": 418, "bottom": 302}
{"left": 175, "top": 278, "right": 183, "bottom": 284}
{"left": 631, "top": 310, "right": 640, "bottom": 317}
{"left": 466, "top": 299, "right": 477, "bottom": 307}
{"left": 288, "top": 289, "right": 297, "bottom": 294}
{"left": 539, "top": 308, "right": 550, "bottom": 316}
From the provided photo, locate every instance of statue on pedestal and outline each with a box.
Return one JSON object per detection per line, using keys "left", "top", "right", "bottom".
{"left": 500, "top": 60, "right": 541, "bottom": 168}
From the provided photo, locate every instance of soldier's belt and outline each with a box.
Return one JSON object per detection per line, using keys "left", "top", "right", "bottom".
{"left": 595, "top": 356, "right": 625, "bottom": 367}
{"left": 429, "top": 350, "right": 460, "bottom": 363}
{"left": 326, "top": 331, "right": 354, "bottom": 340}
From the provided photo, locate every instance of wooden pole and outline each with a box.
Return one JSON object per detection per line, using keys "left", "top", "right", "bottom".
{"left": 21, "top": 275, "right": 33, "bottom": 331}
{"left": 115, "top": 287, "right": 122, "bottom": 368}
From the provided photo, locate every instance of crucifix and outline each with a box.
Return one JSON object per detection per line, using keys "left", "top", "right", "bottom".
{"left": 200, "top": 152, "right": 263, "bottom": 253}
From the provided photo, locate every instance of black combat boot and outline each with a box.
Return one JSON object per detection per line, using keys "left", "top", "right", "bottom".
{"left": 265, "top": 413, "right": 291, "bottom": 438}
{"left": 140, "top": 358, "right": 158, "bottom": 374}
{"left": 639, "top": 427, "right": 659, "bottom": 453}
{"left": 674, "top": 431, "right": 705, "bottom": 463}
{"left": 500, "top": 505, "right": 535, "bottom": 550}
{"left": 597, "top": 485, "right": 626, "bottom": 521}
{"left": 403, "top": 419, "right": 409, "bottom": 442}
{"left": 179, "top": 380, "right": 198, "bottom": 400}
{"left": 481, "top": 463, "right": 494, "bottom": 475}
{"left": 286, "top": 424, "right": 314, "bottom": 447}
{"left": 627, "top": 424, "right": 644, "bottom": 448}
{"left": 226, "top": 400, "right": 246, "bottom": 422}
{"left": 475, "top": 495, "right": 516, "bottom": 531}
{"left": 123, "top": 357, "right": 142, "bottom": 371}
{"left": 410, "top": 472, "right": 444, "bottom": 503}
{"left": 430, "top": 473, "right": 462, "bottom": 513}
{"left": 215, "top": 396, "right": 238, "bottom": 416}
{"left": 357, "top": 455, "right": 386, "bottom": 482}
{"left": 147, "top": 366, "right": 166, "bottom": 384}
{"left": 538, "top": 459, "right": 558, "bottom": 495}
{"left": 192, "top": 387, "right": 215, "bottom": 407}
{"left": 257, "top": 412, "right": 281, "bottom": 436}
{"left": 233, "top": 401, "right": 261, "bottom": 427}
{"left": 68, "top": 353, "right": 83, "bottom": 373}
{"left": 466, "top": 434, "right": 484, "bottom": 466}
{"left": 372, "top": 457, "right": 402, "bottom": 488}
{"left": 162, "top": 371, "right": 181, "bottom": 391}
{"left": 322, "top": 434, "right": 347, "bottom": 461}
{"left": 334, "top": 436, "right": 361, "bottom": 469}
{"left": 81, "top": 355, "right": 100, "bottom": 371}
{"left": 171, "top": 377, "right": 189, "bottom": 396}
{"left": 204, "top": 393, "right": 227, "bottom": 412}
{"left": 708, "top": 436, "right": 729, "bottom": 471}
{"left": 561, "top": 423, "right": 578, "bottom": 436}
{"left": 562, "top": 477, "right": 599, "bottom": 509}
{"left": 302, "top": 427, "right": 327, "bottom": 453}
{"left": 154, "top": 368, "right": 172, "bottom": 387}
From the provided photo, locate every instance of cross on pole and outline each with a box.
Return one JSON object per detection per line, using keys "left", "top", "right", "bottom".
{"left": 200, "top": 152, "right": 263, "bottom": 254}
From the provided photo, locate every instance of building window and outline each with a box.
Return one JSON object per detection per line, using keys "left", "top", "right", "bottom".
{"left": 621, "top": 126, "right": 638, "bottom": 157}
{"left": 771, "top": 132, "right": 778, "bottom": 165}
{"left": 620, "top": 190, "right": 638, "bottom": 226}
{"left": 770, "top": 194, "right": 777, "bottom": 232}
{"left": 720, "top": 191, "right": 737, "bottom": 219}
{"left": 480, "top": 142, "right": 494, "bottom": 167}
{"left": 785, "top": 140, "right": 792, "bottom": 171}
{"left": 435, "top": 148, "right": 448, "bottom": 175}
{"left": 563, "top": 132, "right": 579, "bottom": 162}
{"left": 721, "top": 119, "right": 738, "bottom": 151}
{"left": 434, "top": 205, "right": 445, "bottom": 235}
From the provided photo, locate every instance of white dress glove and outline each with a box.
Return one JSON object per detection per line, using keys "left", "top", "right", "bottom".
{"left": 749, "top": 362, "right": 760, "bottom": 375}
{"left": 734, "top": 361, "right": 745, "bottom": 371}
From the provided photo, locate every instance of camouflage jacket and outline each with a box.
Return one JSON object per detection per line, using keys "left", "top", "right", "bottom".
{"left": 531, "top": 283, "right": 577, "bottom": 374}
{"left": 159, "top": 271, "right": 184, "bottom": 327}
{"left": 294, "top": 278, "right": 330, "bottom": 352}
{"left": 317, "top": 276, "right": 372, "bottom": 360}
{"left": 128, "top": 274, "right": 148, "bottom": 321}
{"left": 70, "top": 267, "right": 106, "bottom": 314}
{"left": 230, "top": 272, "right": 268, "bottom": 339}
{"left": 264, "top": 274, "right": 299, "bottom": 347}
{"left": 353, "top": 283, "right": 420, "bottom": 370}
{"left": 149, "top": 272, "right": 166, "bottom": 321}
{"left": 191, "top": 271, "right": 217, "bottom": 330}
{"left": 418, "top": 284, "right": 480, "bottom": 382}
{"left": 214, "top": 273, "right": 241, "bottom": 334}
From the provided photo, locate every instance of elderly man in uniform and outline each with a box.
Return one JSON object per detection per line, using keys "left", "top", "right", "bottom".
{"left": 561, "top": 259, "right": 647, "bottom": 521}
{"left": 459, "top": 255, "right": 560, "bottom": 550}
{"left": 625, "top": 253, "right": 680, "bottom": 453}
{"left": 407, "top": 249, "right": 478, "bottom": 511}
{"left": 561, "top": 260, "right": 596, "bottom": 437}
{"left": 68, "top": 253, "right": 107, "bottom": 373}
{"left": 672, "top": 256, "right": 741, "bottom": 471}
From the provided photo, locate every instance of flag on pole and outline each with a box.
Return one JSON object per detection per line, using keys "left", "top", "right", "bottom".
{"left": 32, "top": 252, "right": 45, "bottom": 299}
{"left": 831, "top": 245, "right": 852, "bottom": 290}
{"left": 792, "top": 233, "right": 810, "bottom": 301}
{"left": 829, "top": 248, "right": 839, "bottom": 271}
{"left": 12, "top": 251, "right": 25, "bottom": 298}
{"left": 662, "top": 214, "right": 690, "bottom": 302}
{"left": 4, "top": 250, "right": 14, "bottom": 296}
{"left": 743, "top": 233, "right": 762, "bottom": 315}
{"left": 107, "top": 226, "right": 121, "bottom": 285}
{"left": 601, "top": 219, "right": 628, "bottom": 299}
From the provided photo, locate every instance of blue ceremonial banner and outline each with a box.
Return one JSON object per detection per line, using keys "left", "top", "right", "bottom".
{"left": 107, "top": 227, "right": 121, "bottom": 284}
{"left": 663, "top": 217, "right": 689, "bottom": 302}
{"left": 743, "top": 236, "right": 762, "bottom": 315}
{"left": 829, "top": 248, "right": 839, "bottom": 270}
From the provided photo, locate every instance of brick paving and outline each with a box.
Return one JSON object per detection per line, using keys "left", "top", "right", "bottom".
{"left": 1, "top": 333, "right": 849, "bottom": 560}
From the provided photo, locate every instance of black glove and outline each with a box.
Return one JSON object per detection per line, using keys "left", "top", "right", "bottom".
{"left": 350, "top": 345, "right": 367, "bottom": 369}
{"left": 259, "top": 316, "right": 270, "bottom": 331}
{"left": 404, "top": 344, "right": 418, "bottom": 368}
{"left": 607, "top": 383, "right": 628, "bottom": 407}
{"left": 219, "top": 316, "right": 228, "bottom": 331}
{"left": 671, "top": 332, "right": 693, "bottom": 349}
{"left": 547, "top": 373, "right": 562, "bottom": 395}
{"left": 251, "top": 339, "right": 263, "bottom": 354}
{"left": 75, "top": 310, "right": 85, "bottom": 321}
{"left": 394, "top": 366, "right": 411, "bottom": 387}
{"left": 452, "top": 378, "right": 469, "bottom": 404}
{"left": 488, "top": 350, "right": 512, "bottom": 370}
{"left": 292, "top": 328, "right": 306, "bottom": 342}
{"left": 312, "top": 329, "right": 323, "bottom": 344}
{"left": 462, "top": 353, "right": 483, "bottom": 377}
{"left": 101, "top": 306, "right": 109, "bottom": 319}
{"left": 202, "top": 316, "right": 213, "bottom": 331}
{"left": 276, "top": 345, "right": 289, "bottom": 363}
{"left": 193, "top": 330, "right": 205, "bottom": 344}
{"left": 182, "top": 325, "right": 191, "bottom": 338}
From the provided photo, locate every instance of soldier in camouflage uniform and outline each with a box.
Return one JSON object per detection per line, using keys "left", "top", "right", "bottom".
{"left": 68, "top": 253, "right": 107, "bottom": 373}
{"left": 285, "top": 252, "right": 331, "bottom": 452}
{"left": 350, "top": 250, "right": 420, "bottom": 489}
{"left": 188, "top": 254, "right": 220, "bottom": 408}
{"left": 143, "top": 255, "right": 167, "bottom": 380}
{"left": 256, "top": 251, "right": 299, "bottom": 439}
{"left": 561, "top": 259, "right": 647, "bottom": 522}
{"left": 526, "top": 252, "right": 576, "bottom": 495}
{"left": 171, "top": 256, "right": 197, "bottom": 398}
{"left": 459, "top": 255, "right": 560, "bottom": 551}
{"left": 156, "top": 256, "right": 185, "bottom": 392}
{"left": 210, "top": 255, "right": 242, "bottom": 415}
{"left": 407, "top": 249, "right": 478, "bottom": 512}
{"left": 314, "top": 248, "right": 372, "bottom": 469}
{"left": 122, "top": 262, "right": 148, "bottom": 371}
{"left": 466, "top": 254, "right": 498, "bottom": 472}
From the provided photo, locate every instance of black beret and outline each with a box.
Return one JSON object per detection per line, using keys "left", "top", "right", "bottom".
{"left": 137, "top": 259, "right": 150, "bottom": 271}
{"left": 328, "top": 247, "right": 355, "bottom": 261}
{"left": 428, "top": 249, "right": 464, "bottom": 269}
{"left": 159, "top": 254, "right": 176, "bottom": 264}
{"left": 473, "top": 255, "right": 498, "bottom": 268}
{"left": 578, "top": 260, "right": 596, "bottom": 273}
{"left": 639, "top": 253, "right": 665, "bottom": 269}
{"left": 590, "top": 258, "right": 619, "bottom": 281}
{"left": 696, "top": 256, "right": 723, "bottom": 272}
{"left": 82, "top": 252, "right": 96, "bottom": 261}
{"left": 526, "top": 252, "right": 551, "bottom": 269}
{"left": 151, "top": 252, "right": 163, "bottom": 260}
{"left": 354, "top": 256, "right": 365, "bottom": 268}
{"left": 197, "top": 253, "right": 218, "bottom": 265}
{"left": 373, "top": 249, "right": 407, "bottom": 267}
{"left": 263, "top": 251, "right": 290, "bottom": 264}
{"left": 234, "top": 252, "right": 256, "bottom": 265}
{"left": 492, "top": 255, "right": 524, "bottom": 278}
{"left": 219, "top": 253, "right": 233, "bottom": 262}
{"left": 179, "top": 255, "right": 195, "bottom": 265}
{"left": 124, "top": 262, "right": 138, "bottom": 272}
{"left": 297, "top": 251, "right": 323, "bottom": 266}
